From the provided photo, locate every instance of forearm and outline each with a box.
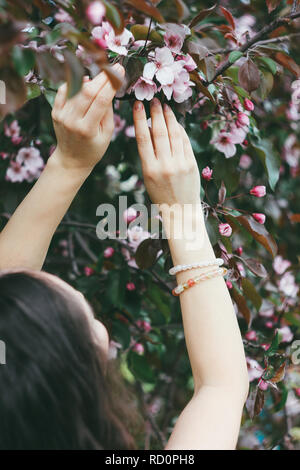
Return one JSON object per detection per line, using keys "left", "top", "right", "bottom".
{"left": 162, "top": 204, "right": 249, "bottom": 399}
{"left": 0, "top": 150, "right": 92, "bottom": 271}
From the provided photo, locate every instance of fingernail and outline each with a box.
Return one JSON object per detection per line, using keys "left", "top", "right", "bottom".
{"left": 151, "top": 97, "right": 160, "bottom": 107}
{"left": 163, "top": 103, "right": 171, "bottom": 112}
{"left": 134, "top": 101, "right": 144, "bottom": 111}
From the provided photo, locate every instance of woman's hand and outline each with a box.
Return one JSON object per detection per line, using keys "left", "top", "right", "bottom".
{"left": 133, "top": 98, "right": 201, "bottom": 207}
{"left": 51, "top": 64, "right": 125, "bottom": 171}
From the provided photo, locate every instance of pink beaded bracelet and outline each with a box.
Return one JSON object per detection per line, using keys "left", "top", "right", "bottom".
{"left": 172, "top": 267, "right": 228, "bottom": 296}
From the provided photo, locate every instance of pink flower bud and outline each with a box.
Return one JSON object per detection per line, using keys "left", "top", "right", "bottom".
{"left": 261, "top": 343, "right": 270, "bottom": 351}
{"left": 245, "top": 330, "right": 257, "bottom": 341}
{"left": 132, "top": 343, "right": 144, "bottom": 355}
{"left": 237, "top": 112, "right": 250, "bottom": 127}
{"left": 136, "top": 319, "right": 152, "bottom": 333}
{"left": 252, "top": 213, "right": 266, "bottom": 224}
{"left": 201, "top": 166, "right": 213, "bottom": 181}
{"left": 236, "top": 246, "right": 243, "bottom": 256}
{"left": 239, "top": 154, "right": 252, "bottom": 169}
{"left": 259, "top": 379, "right": 269, "bottom": 391}
{"left": 250, "top": 185, "right": 266, "bottom": 197}
{"left": 123, "top": 207, "right": 138, "bottom": 224}
{"left": 266, "top": 321, "right": 273, "bottom": 329}
{"left": 84, "top": 266, "right": 94, "bottom": 277}
{"left": 126, "top": 282, "right": 136, "bottom": 291}
{"left": 219, "top": 223, "right": 232, "bottom": 237}
{"left": 86, "top": 1, "right": 105, "bottom": 25}
{"left": 201, "top": 120, "right": 209, "bottom": 130}
{"left": 295, "top": 388, "right": 300, "bottom": 398}
{"left": 244, "top": 98, "right": 255, "bottom": 112}
{"left": 104, "top": 247, "right": 114, "bottom": 258}
{"left": 226, "top": 280, "right": 233, "bottom": 289}
{"left": 243, "top": 139, "right": 249, "bottom": 146}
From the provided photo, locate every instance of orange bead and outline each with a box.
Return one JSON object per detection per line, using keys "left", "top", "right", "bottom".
{"left": 187, "top": 279, "right": 196, "bottom": 287}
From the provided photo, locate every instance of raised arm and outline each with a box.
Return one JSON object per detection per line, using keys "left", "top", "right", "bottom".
{"left": 133, "top": 98, "right": 249, "bottom": 450}
{"left": 0, "top": 65, "right": 124, "bottom": 271}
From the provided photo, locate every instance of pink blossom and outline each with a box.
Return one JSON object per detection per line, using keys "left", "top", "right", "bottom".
{"left": 55, "top": 8, "right": 74, "bottom": 24}
{"left": 112, "top": 114, "right": 126, "bottom": 140}
{"left": 226, "top": 280, "right": 233, "bottom": 289}
{"left": 6, "top": 162, "right": 28, "bottom": 183}
{"left": 0, "top": 152, "right": 8, "bottom": 159}
{"left": 261, "top": 343, "right": 270, "bottom": 351}
{"left": 164, "top": 31, "right": 184, "bottom": 53}
{"left": 16, "top": 147, "right": 44, "bottom": 173}
{"left": 244, "top": 98, "right": 254, "bottom": 111}
{"left": 245, "top": 330, "right": 257, "bottom": 341}
{"left": 177, "top": 54, "right": 197, "bottom": 72}
{"left": 247, "top": 357, "right": 263, "bottom": 382}
{"left": 103, "top": 247, "right": 114, "bottom": 258}
{"left": 201, "top": 166, "right": 213, "bottom": 181}
{"left": 211, "top": 132, "right": 236, "bottom": 158}
{"left": 286, "top": 102, "right": 300, "bottom": 121}
{"left": 250, "top": 185, "right": 266, "bottom": 197}
{"left": 252, "top": 213, "right": 266, "bottom": 224}
{"left": 86, "top": 1, "right": 105, "bottom": 25}
{"left": 144, "top": 47, "right": 175, "bottom": 86}
{"left": 278, "top": 272, "right": 299, "bottom": 298}
{"left": 169, "top": 64, "right": 194, "bottom": 103}
{"left": 291, "top": 79, "right": 300, "bottom": 105}
{"left": 136, "top": 319, "right": 151, "bottom": 333}
{"left": 229, "top": 124, "right": 248, "bottom": 144}
{"left": 273, "top": 255, "right": 291, "bottom": 275}
{"left": 219, "top": 223, "right": 232, "bottom": 237}
{"left": 239, "top": 153, "right": 252, "bottom": 169}
{"left": 283, "top": 134, "right": 300, "bottom": 168}
{"left": 123, "top": 207, "right": 138, "bottom": 223}
{"left": 127, "top": 226, "right": 150, "bottom": 252}
{"left": 84, "top": 267, "right": 94, "bottom": 277}
{"left": 266, "top": 321, "right": 273, "bottom": 329}
{"left": 132, "top": 76, "right": 157, "bottom": 101}
{"left": 278, "top": 325, "right": 293, "bottom": 343}
{"left": 4, "top": 120, "right": 22, "bottom": 144}
{"left": 125, "top": 126, "right": 135, "bottom": 138}
{"left": 237, "top": 112, "right": 250, "bottom": 127}
{"left": 92, "top": 22, "right": 133, "bottom": 55}
{"left": 258, "top": 379, "right": 269, "bottom": 391}
{"left": 132, "top": 343, "right": 144, "bottom": 355}
{"left": 236, "top": 246, "right": 243, "bottom": 256}
{"left": 126, "top": 282, "right": 136, "bottom": 291}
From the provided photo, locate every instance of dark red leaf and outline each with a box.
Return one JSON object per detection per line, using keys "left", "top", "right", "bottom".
{"left": 0, "top": 67, "right": 26, "bottom": 121}
{"left": 236, "top": 215, "right": 277, "bottom": 258}
{"left": 243, "top": 259, "right": 268, "bottom": 278}
{"left": 238, "top": 59, "right": 261, "bottom": 92}
{"left": 231, "top": 286, "right": 251, "bottom": 326}
{"left": 269, "top": 362, "right": 286, "bottom": 383}
{"left": 218, "top": 181, "right": 227, "bottom": 204}
{"left": 125, "top": 0, "right": 165, "bottom": 23}
{"left": 189, "top": 4, "right": 216, "bottom": 29}
{"left": 266, "top": 0, "right": 283, "bottom": 13}
{"left": 220, "top": 6, "right": 235, "bottom": 30}
{"left": 275, "top": 52, "right": 300, "bottom": 77}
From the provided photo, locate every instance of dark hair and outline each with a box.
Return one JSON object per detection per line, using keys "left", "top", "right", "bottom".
{"left": 0, "top": 270, "right": 138, "bottom": 450}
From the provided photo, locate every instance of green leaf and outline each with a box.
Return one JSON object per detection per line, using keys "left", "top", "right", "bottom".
{"left": 112, "top": 321, "right": 131, "bottom": 349}
{"left": 242, "top": 278, "right": 262, "bottom": 310}
{"left": 135, "top": 238, "right": 161, "bottom": 270}
{"left": 229, "top": 51, "right": 243, "bottom": 64}
{"left": 128, "top": 351, "right": 155, "bottom": 383}
{"left": 258, "top": 56, "right": 277, "bottom": 75}
{"left": 250, "top": 138, "right": 280, "bottom": 191}
{"left": 266, "top": 331, "right": 279, "bottom": 357}
{"left": 12, "top": 46, "right": 35, "bottom": 76}
{"left": 237, "top": 215, "right": 277, "bottom": 258}
{"left": 27, "top": 83, "right": 41, "bottom": 101}
{"left": 103, "top": 1, "right": 124, "bottom": 33}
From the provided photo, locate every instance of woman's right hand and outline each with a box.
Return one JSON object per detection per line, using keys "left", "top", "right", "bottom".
{"left": 133, "top": 98, "right": 201, "bottom": 207}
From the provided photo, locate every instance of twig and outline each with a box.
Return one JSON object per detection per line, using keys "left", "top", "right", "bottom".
{"left": 68, "top": 231, "right": 80, "bottom": 276}
{"left": 74, "top": 231, "right": 98, "bottom": 263}
{"left": 207, "top": 9, "right": 300, "bottom": 84}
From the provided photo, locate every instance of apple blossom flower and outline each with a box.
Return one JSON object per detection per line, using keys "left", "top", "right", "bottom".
{"left": 103, "top": 247, "right": 114, "bottom": 258}
{"left": 132, "top": 343, "right": 144, "bottom": 355}
{"left": 201, "top": 166, "right": 213, "bottom": 181}
{"left": 247, "top": 357, "right": 263, "bottom": 382}
{"left": 164, "top": 31, "right": 184, "bottom": 53}
{"left": 92, "top": 22, "right": 133, "bottom": 55}
{"left": 291, "top": 79, "right": 300, "bottom": 105}
{"left": 108, "top": 340, "right": 122, "bottom": 360}
{"left": 86, "top": 1, "right": 105, "bottom": 25}
{"left": 0, "top": 152, "right": 8, "bottom": 159}
{"left": 84, "top": 267, "right": 94, "bottom": 277}
{"left": 132, "top": 76, "right": 157, "bottom": 101}
{"left": 229, "top": 124, "right": 248, "bottom": 144}
{"left": 286, "top": 102, "right": 300, "bottom": 121}
{"left": 252, "top": 213, "right": 266, "bottom": 224}
{"left": 283, "top": 134, "right": 300, "bottom": 168}
{"left": 244, "top": 98, "right": 255, "bottom": 111}
{"left": 112, "top": 114, "right": 126, "bottom": 140}
{"left": 136, "top": 319, "right": 152, "bottom": 333}
{"left": 239, "top": 153, "right": 252, "bottom": 169}
{"left": 16, "top": 147, "right": 44, "bottom": 173}
{"left": 123, "top": 207, "right": 138, "bottom": 223}
{"left": 237, "top": 112, "right": 250, "bottom": 127}
{"left": 278, "top": 272, "right": 299, "bottom": 298}
{"left": 278, "top": 325, "right": 293, "bottom": 343}
{"left": 219, "top": 223, "right": 232, "bottom": 237}
{"left": 250, "top": 185, "right": 266, "bottom": 197}
{"left": 266, "top": 321, "right": 273, "bottom": 329}
{"left": 258, "top": 379, "right": 269, "bottom": 391}
{"left": 125, "top": 126, "right": 135, "bottom": 138}
{"left": 144, "top": 47, "right": 175, "bottom": 86}
{"left": 177, "top": 54, "right": 197, "bottom": 72}
{"left": 211, "top": 132, "right": 237, "bottom": 158}
{"left": 55, "top": 8, "right": 74, "bottom": 24}
{"left": 245, "top": 330, "right": 258, "bottom": 341}
{"left": 6, "top": 162, "right": 28, "bottom": 183}
{"left": 127, "top": 226, "right": 150, "bottom": 252}
{"left": 169, "top": 65, "right": 195, "bottom": 103}
{"left": 273, "top": 255, "right": 291, "bottom": 275}
{"left": 126, "top": 282, "right": 136, "bottom": 291}
{"left": 4, "top": 120, "right": 22, "bottom": 144}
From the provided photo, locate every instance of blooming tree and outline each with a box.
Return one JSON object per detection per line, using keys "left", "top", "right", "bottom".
{"left": 1, "top": 0, "right": 300, "bottom": 449}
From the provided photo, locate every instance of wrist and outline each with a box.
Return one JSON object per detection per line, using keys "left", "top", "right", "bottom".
{"left": 47, "top": 149, "right": 94, "bottom": 180}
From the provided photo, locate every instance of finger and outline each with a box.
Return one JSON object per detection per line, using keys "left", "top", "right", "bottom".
{"left": 53, "top": 83, "right": 67, "bottom": 110}
{"left": 179, "top": 125, "right": 197, "bottom": 163}
{"left": 100, "top": 104, "right": 114, "bottom": 139}
{"left": 163, "top": 104, "right": 184, "bottom": 159}
{"left": 133, "top": 101, "right": 156, "bottom": 167}
{"left": 150, "top": 98, "right": 171, "bottom": 161}
{"left": 84, "top": 66, "right": 125, "bottom": 124}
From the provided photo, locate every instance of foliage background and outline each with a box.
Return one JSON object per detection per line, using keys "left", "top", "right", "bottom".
{"left": 0, "top": 0, "right": 300, "bottom": 449}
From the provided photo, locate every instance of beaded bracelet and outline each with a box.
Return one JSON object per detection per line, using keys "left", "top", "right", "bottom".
{"left": 172, "top": 267, "right": 227, "bottom": 296}
{"left": 169, "top": 258, "right": 224, "bottom": 276}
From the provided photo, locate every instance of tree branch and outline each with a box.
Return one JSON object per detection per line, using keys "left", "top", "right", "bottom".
{"left": 207, "top": 9, "right": 300, "bottom": 84}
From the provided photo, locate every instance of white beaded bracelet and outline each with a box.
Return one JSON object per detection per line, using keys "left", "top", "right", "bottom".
{"left": 169, "top": 258, "right": 224, "bottom": 276}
